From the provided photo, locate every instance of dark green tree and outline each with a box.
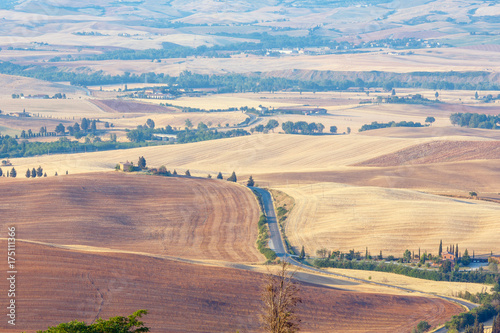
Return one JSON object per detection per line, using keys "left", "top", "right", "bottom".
{"left": 455, "top": 244, "right": 459, "bottom": 259}
{"left": 173, "top": 169, "right": 177, "bottom": 175}
{"left": 146, "top": 119, "right": 155, "bottom": 129}
{"left": 137, "top": 156, "right": 146, "bottom": 169}
{"left": 347, "top": 127, "right": 351, "bottom": 134}
{"left": 265, "top": 119, "right": 279, "bottom": 132}
{"left": 36, "top": 166, "right": 43, "bottom": 177}
{"left": 439, "top": 239, "right": 443, "bottom": 257}
{"left": 81, "top": 118, "right": 89, "bottom": 132}
{"left": 37, "top": 309, "right": 149, "bottom": 333}
{"left": 492, "top": 314, "right": 500, "bottom": 333}
{"left": 185, "top": 169, "right": 191, "bottom": 177}
{"left": 435, "top": 91, "right": 439, "bottom": 99}
{"left": 462, "top": 249, "right": 471, "bottom": 266}
{"left": 91, "top": 120, "right": 97, "bottom": 133}
{"left": 227, "top": 171, "right": 237, "bottom": 182}
{"left": 247, "top": 175, "right": 255, "bottom": 187}
{"left": 55, "top": 123, "right": 65, "bottom": 135}
{"left": 329, "top": 126, "right": 337, "bottom": 134}
{"left": 185, "top": 118, "right": 193, "bottom": 129}
{"left": 217, "top": 172, "right": 223, "bottom": 179}
{"left": 73, "top": 122, "right": 81, "bottom": 132}
{"left": 403, "top": 249, "right": 412, "bottom": 263}
{"left": 425, "top": 116, "right": 435, "bottom": 125}
{"left": 475, "top": 91, "right": 479, "bottom": 100}
{"left": 0, "top": 168, "right": 3, "bottom": 177}
{"left": 25, "top": 169, "right": 31, "bottom": 178}
{"left": 299, "top": 246, "right": 305, "bottom": 259}
{"left": 32, "top": 168, "right": 36, "bottom": 178}
{"left": 10, "top": 167, "right": 16, "bottom": 178}
{"left": 441, "top": 260, "right": 452, "bottom": 273}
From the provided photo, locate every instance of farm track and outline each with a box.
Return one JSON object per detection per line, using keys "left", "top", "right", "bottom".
{"left": 254, "top": 188, "right": 476, "bottom": 327}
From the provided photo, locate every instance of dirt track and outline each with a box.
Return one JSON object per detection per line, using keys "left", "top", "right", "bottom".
{"left": 0, "top": 241, "right": 463, "bottom": 333}
{"left": 90, "top": 99, "right": 178, "bottom": 113}
{"left": 0, "top": 173, "right": 262, "bottom": 263}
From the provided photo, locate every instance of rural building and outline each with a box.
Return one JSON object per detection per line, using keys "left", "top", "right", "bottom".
{"left": 489, "top": 255, "right": 500, "bottom": 264}
{"left": 442, "top": 252, "right": 456, "bottom": 262}
{"left": 118, "top": 161, "right": 133, "bottom": 171}
{"left": 153, "top": 134, "right": 177, "bottom": 142}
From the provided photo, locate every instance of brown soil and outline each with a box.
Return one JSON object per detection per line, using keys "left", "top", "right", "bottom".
{"left": 0, "top": 241, "right": 463, "bottom": 333}
{"left": 0, "top": 173, "right": 262, "bottom": 263}
{"left": 90, "top": 99, "right": 178, "bottom": 113}
{"left": 356, "top": 140, "right": 500, "bottom": 167}
{"left": 253, "top": 159, "right": 500, "bottom": 193}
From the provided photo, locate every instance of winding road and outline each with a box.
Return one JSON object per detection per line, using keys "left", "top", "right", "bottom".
{"left": 251, "top": 187, "right": 479, "bottom": 332}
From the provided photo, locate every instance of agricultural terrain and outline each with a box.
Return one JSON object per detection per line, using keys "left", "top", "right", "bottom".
{"left": 2, "top": 0, "right": 500, "bottom": 331}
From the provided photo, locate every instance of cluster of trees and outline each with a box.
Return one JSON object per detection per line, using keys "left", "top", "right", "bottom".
{"left": 313, "top": 257, "right": 498, "bottom": 284}
{"left": 55, "top": 118, "right": 101, "bottom": 138}
{"left": 379, "top": 93, "right": 438, "bottom": 104}
{"left": 0, "top": 134, "right": 160, "bottom": 159}
{"left": 0, "top": 167, "right": 16, "bottom": 178}
{"left": 359, "top": 120, "right": 424, "bottom": 132}
{"left": 251, "top": 119, "right": 279, "bottom": 133}
{"left": 25, "top": 166, "right": 46, "bottom": 178}
{"left": 450, "top": 112, "right": 500, "bottom": 129}
{"left": 36, "top": 309, "right": 149, "bottom": 333}
{"left": 4, "top": 57, "right": 500, "bottom": 92}
{"left": 281, "top": 121, "right": 325, "bottom": 134}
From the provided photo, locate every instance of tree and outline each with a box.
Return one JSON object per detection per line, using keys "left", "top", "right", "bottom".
{"left": 227, "top": 171, "right": 237, "bottom": 182}
{"left": 38, "top": 309, "right": 149, "bottom": 333}
{"left": 217, "top": 172, "right": 223, "bottom": 180}
{"left": 425, "top": 117, "right": 435, "bottom": 125}
{"left": 137, "top": 156, "right": 146, "bottom": 170}
{"left": 462, "top": 249, "right": 471, "bottom": 265}
{"left": 185, "top": 170, "right": 191, "bottom": 177}
{"left": 0, "top": 168, "right": 2, "bottom": 177}
{"left": 261, "top": 261, "right": 301, "bottom": 333}
{"left": 329, "top": 126, "right": 337, "bottom": 134}
{"left": 255, "top": 124, "right": 265, "bottom": 133}
{"left": 265, "top": 119, "right": 279, "bottom": 132}
{"left": 10, "top": 167, "right": 16, "bottom": 178}
{"left": 347, "top": 127, "right": 351, "bottom": 134}
{"left": 439, "top": 239, "right": 443, "bottom": 257}
{"left": 73, "top": 122, "right": 81, "bottom": 132}
{"left": 36, "top": 166, "right": 43, "bottom": 177}
{"left": 55, "top": 123, "right": 65, "bottom": 135}
{"left": 403, "top": 249, "right": 412, "bottom": 263}
{"left": 146, "top": 119, "right": 155, "bottom": 129}
{"left": 91, "top": 120, "right": 97, "bottom": 133}
{"left": 173, "top": 169, "right": 177, "bottom": 175}
{"left": 441, "top": 260, "right": 452, "bottom": 273}
{"left": 299, "top": 246, "right": 305, "bottom": 260}
{"left": 185, "top": 118, "right": 193, "bottom": 129}
{"left": 455, "top": 243, "right": 459, "bottom": 259}
{"left": 435, "top": 91, "right": 439, "bottom": 99}
{"left": 391, "top": 88, "right": 396, "bottom": 96}
{"left": 492, "top": 314, "right": 500, "bottom": 333}
{"left": 25, "top": 169, "right": 31, "bottom": 178}
{"left": 247, "top": 175, "right": 255, "bottom": 187}
{"left": 475, "top": 91, "right": 479, "bottom": 100}
{"left": 32, "top": 168, "right": 36, "bottom": 178}
{"left": 81, "top": 118, "right": 89, "bottom": 132}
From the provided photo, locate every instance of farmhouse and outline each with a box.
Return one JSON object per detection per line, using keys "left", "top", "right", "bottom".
{"left": 153, "top": 134, "right": 177, "bottom": 142}
{"left": 118, "top": 161, "right": 133, "bottom": 171}
{"left": 442, "top": 252, "right": 456, "bottom": 262}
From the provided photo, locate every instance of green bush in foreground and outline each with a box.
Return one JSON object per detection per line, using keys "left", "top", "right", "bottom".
{"left": 37, "top": 310, "right": 149, "bottom": 333}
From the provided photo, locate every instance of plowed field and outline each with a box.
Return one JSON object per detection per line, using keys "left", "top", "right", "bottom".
{"left": 0, "top": 173, "right": 262, "bottom": 263}
{"left": 0, "top": 241, "right": 462, "bottom": 333}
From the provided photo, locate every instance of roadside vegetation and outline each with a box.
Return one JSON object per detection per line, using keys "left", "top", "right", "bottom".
{"left": 252, "top": 189, "right": 277, "bottom": 261}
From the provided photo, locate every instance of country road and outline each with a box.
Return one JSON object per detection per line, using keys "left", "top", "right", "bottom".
{"left": 252, "top": 187, "right": 479, "bottom": 333}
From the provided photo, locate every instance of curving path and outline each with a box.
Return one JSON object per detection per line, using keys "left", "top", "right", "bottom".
{"left": 252, "top": 187, "right": 478, "bottom": 332}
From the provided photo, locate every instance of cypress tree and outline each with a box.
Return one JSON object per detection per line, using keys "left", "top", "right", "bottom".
{"left": 185, "top": 170, "right": 191, "bottom": 177}
{"left": 0, "top": 168, "right": 2, "bottom": 177}
{"left": 227, "top": 171, "right": 237, "bottom": 182}
{"left": 25, "top": 169, "right": 31, "bottom": 178}
{"left": 36, "top": 166, "right": 43, "bottom": 177}
{"left": 217, "top": 172, "right": 223, "bottom": 179}
{"left": 31, "top": 168, "right": 36, "bottom": 178}
{"left": 10, "top": 167, "right": 16, "bottom": 178}
{"left": 173, "top": 169, "right": 177, "bottom": 175}
{"left": 247, "top": 175, "right": 255, "bottom": 187}
{"left": 299, "top": 246, "right": 305, "bottom": 260}
{"left": 455, "top": 244, "right": 459, "bottom": 258}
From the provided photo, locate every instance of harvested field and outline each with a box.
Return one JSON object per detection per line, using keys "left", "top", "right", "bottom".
{"left": 275, "top": 183, "right": 500, "bottom": 256}
{"left": 356, "top": 140, "right": 500, "bottom": 167}
{"left": 0, "top": 241, "right": 463, "bottom": 333}
{"left": 90, "top": 99, "right": 178, "bottom": 114}
{"left": 0, "top": 173, "right": 262, "bottom": 263}
{"left": 9, "top": 133, "right": 422, "bottom": 176}
{"left": 255, "top": 159, "right": 500, "bottom": 193}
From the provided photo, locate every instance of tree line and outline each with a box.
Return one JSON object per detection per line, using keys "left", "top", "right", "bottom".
{"left": 450, "top": 112, "right": 500, "bottom": 129}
